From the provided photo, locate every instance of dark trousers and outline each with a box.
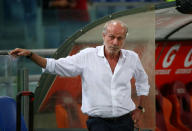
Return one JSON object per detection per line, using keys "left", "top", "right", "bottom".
{"left": 86, "top": 113, "right": 134, "bottom": 131}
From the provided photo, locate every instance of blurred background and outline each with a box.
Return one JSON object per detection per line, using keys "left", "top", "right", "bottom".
{"left": 0, "top": 0, "right": 163, "bottom": 96}
{"left": 0, "top": 0, "right": 192, "bottom": 131}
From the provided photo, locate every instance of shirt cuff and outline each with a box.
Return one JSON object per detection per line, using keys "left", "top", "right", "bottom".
{"left": 42, "top": 58, "right": 55, "bottom": 74}
{"left": 137, "top": 91, "right": 149, "bottom": 96}
{"left": 136, "top": 85, "right": 150, "bottom": 96}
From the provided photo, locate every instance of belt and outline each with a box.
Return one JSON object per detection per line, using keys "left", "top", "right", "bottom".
{"left": 88, "top": 113, "right": 132, "bottom": 122}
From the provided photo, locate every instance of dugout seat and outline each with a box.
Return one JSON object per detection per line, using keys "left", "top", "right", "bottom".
{"left": 0, "top": 96, "right": 27, "bottom": 131}
{"left": 55, "top": 104, "right": 70, "bottom": 128}
{"left": 155, "top": 127, "right": 161, "bottom": 131}
{"left": 171, "top": 81, "right": 192, "bottom": 129}
{"left": 156, "top": 88, "right": 179, "bottom": 131}
{"left": 55, "top": 91, "right": 82, "bottom": 128}
{"left": 160, "top": 83, "right": 190, "bottom": 131}
{"left": 186, "top": 82, "right": 192, "bottom": 112}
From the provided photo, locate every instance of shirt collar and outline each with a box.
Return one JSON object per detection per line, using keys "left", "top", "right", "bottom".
{"left": 97, "top": 45, "right": 105, "bottom": 57}
{"left": 97, "top": 45, "right": 126, "bottom": 59}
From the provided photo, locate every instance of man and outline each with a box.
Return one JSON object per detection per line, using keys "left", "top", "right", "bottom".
{"left": 10, "top": 20, "right": 150, "bottom": 131}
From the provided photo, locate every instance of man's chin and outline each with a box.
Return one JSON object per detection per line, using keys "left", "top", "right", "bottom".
{"left": 109, "top": 50, "right": 119, "bottom": 55}
{"left": 112, "top": 48, "right": 120, "bottom": 52}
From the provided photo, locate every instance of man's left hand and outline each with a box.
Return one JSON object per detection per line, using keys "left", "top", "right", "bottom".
{"left": 131, "top": 108, "right": 143, "bottom": 128}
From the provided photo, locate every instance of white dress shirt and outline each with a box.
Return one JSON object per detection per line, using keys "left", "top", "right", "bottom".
{"left": 44, "top": 45, "right": 150, "bottom": 118}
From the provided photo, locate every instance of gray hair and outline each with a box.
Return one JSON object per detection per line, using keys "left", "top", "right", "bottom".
{"left": 102, "top": 20, "right": 128, "bottom": 35}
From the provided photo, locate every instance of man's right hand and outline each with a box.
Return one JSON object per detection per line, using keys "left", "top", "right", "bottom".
{"left": 9, "top": 48, "right": 47, "bottom": 68}
{"left": 9, "top": 48, "right": 31, "bottom": 58}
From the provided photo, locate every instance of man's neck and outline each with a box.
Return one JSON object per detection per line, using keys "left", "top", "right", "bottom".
{"left": 105, "top": 51, "right": 120, "bottom": 61}
{"left": 109, "top": 52, "right": 120, "bottom": 59}
{"left": 104, "top": 50, "right": 121, "bottom": 73}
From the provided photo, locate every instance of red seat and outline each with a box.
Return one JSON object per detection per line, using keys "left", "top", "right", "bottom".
{"left": 171, "top": 81, "right": 192, "bottom": 129}
{"left": 160, "top": 83, "right": 191, "bottom": 131}
{"left": 186, "top": 82, "right": 192, "bottom": 112}
{"left": 186, "top": 82, "right": 192, "bottom": 95}
{"left": 55, "top": 104, "right": 70, "bottom": 128}
{"left": 155, "top": 127, "right": 161, "bottom": 131}
{"left": 54, "top": 92, "right": 82, "bottom": 128}
{"left": 156, "top": 88, "right": 179, "bottom": 131}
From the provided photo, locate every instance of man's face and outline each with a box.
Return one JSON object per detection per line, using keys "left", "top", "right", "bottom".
{"left": 103, "top": 22, "right": 127, "bottom": 55}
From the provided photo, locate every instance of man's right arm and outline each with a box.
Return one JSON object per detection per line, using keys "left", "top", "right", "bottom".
{"left": 9, "top": 48, "right": 47, "bottom": 68}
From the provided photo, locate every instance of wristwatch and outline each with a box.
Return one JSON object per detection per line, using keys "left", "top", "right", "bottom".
{"left": 26, "top": 52, "right": 33, "bottom": 59}
{"left": 138, "top": 106, "right": 145, "bottom": 113}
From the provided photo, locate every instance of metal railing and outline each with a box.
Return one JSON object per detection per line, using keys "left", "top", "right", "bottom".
{"left": 0, "top": 48, "right": 57, "bottom": 56}
{"left": 0, "top": 48, "right": 57, "bottom": 83}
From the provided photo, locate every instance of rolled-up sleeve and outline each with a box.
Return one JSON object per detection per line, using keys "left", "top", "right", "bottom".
{"left": 42, "top": 58, "right": 56, "bottom": 74}
{"left": 134, "top": 56, "right": 150, "bottom": 96}
{"left": 42, "top": 51, "right": 85, "bottom": 77}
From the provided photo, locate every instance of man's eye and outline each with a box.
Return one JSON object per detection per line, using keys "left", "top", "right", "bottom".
{"left": 109, "top": 36, "right": 114, "bottom": 39}
{"left": 118, "top": 37, "right": 123, "bottom": 41}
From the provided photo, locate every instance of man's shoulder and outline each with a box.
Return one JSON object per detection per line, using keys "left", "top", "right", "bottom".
{"left": 122, "top": 49, "right": 138, "bottom": 58}
{"left": 79, "top": 47, "right": 97, "bottom": 55}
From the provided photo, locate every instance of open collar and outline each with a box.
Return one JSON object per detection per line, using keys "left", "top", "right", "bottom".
{"left": 97, "top": 45, "right": 126, "bottom": 59}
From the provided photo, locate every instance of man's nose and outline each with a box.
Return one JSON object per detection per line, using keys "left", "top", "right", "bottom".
{"left": 112, "top": 38, "right": 118, "bottom": 45}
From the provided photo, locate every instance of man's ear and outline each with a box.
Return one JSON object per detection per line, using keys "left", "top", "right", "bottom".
{"left": 102, "top": 32, "right": 106, "bottom": 39}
